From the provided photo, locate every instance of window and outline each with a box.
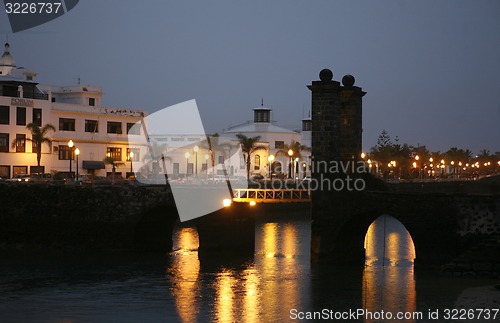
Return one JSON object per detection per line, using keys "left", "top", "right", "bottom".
{"left": 16, "top": 107, "right": 26, "bottom": 126}
{"left": 254, "top": 154, "right": 260, "bottom": 170}
{"left": 58, "top": 145, "right": 74, "bottom": 160}
{"left": 187, "top": 163, "right": 193, "bottom": 174}
{"left": 0, "top": 106, "right": 9, "bottom": 124}
{"left": 302, "top": 120, "right": 312, "bottom": 131}
{"left": 13, "top": 166, "right": 28, "bottom": 177}
{"left": 0, "top": 133, "right": 9, "bottom": 152}
{"left": 0, "top": 165, "right": 10, "bottom": 179}
{"left": 107, "top": 121, "right": 122, "bottom": 134}
{"left": 32, "top": 108, "right": 42, "bottom": 126}
{"left": 32, "top": 141, "right": 38, "bottom": 154}
{"left": 173, "top": 163, "right": 179, "bottom": 175}
{"left": 218, "top": 156, "right": 224, "bottom": 165}
{"left": 126, "top": 148, "right": 140, "bottom": 161}
{"left": 88, "top": 98, "right": 96, "bottom": 106}
{"left": 59, "top": 118, "right": 75, "bottom": 131}
{"left": 0, "top": 133, "right": 9, "bottom": 153}
{"left": 15, "top": 134, "right": 26, "bottom": 152}
{"left": 127, "top": 123, "right": 140, "bottom": 135}
{"left": 106, "top": 147, "right": 122, "bottom": 161}
{"left": 85, "top": 120, "right": 99, "bottom": 133}
{"left": 275, "top": 141, "right": 285, "bottom": 149}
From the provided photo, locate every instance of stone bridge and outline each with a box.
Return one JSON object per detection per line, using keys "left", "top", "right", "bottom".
{"left": 311, "top": 184, "right": 500, "bottom": 267}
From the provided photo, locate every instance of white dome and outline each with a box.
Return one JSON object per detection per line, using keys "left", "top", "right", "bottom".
{"left": 0, "top": 43, "right": 16, "bottom": 76}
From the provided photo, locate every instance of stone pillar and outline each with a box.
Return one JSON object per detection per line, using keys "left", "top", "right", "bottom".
{"left": 307, "top": 69, "right": 366, "bottom": 263}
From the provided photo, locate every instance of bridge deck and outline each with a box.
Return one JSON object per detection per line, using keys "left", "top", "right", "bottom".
{"left": 232, "top": 189, "right": 311, "bottom": 203}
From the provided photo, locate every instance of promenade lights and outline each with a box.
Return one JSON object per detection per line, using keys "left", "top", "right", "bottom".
{"left": 75, "top": 148, "right": 80, "bottom": 181}
{"left": 222, "top": 199, "right": 232, "bottom": 207}
{"left": 185, "top": 152, "right": 190, "bottom": 177}
{"left": 288, "top": 149, "right": 294, "bottom": 179}
{"left": 68, "top": 140, "right": 74, "bottom": 175}
{"left": 204, "top": 154, "right": 209, "bottom": 178}
{"left": 129, "top": 151, "right": 134, "bottom": 175}
{"left": 267, "top": 154, "right": 275, "bottom": 180}
{"left": 193, "top": 145, "right": 199, "bottom": 175}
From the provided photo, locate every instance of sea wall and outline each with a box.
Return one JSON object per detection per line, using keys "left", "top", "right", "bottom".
{"left": 0, "top": 183, "right": 177, "bottom": 251}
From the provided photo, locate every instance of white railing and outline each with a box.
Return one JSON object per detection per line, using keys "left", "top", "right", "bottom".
{"left": 232, "top": 189, "right": 311, "bottom": 203}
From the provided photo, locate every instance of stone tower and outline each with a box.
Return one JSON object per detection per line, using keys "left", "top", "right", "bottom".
{"left": 307, "top": 69, "right": 365, "bottom": 169}
{"left": 307, "top": 68, "right": 366, "bottom": 263}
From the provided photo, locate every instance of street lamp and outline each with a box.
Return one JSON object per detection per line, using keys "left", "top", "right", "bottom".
{"left": 204, "top": 154, "right": 209, "bottom": 178}
{"left": 75, "top": 148, "right": 80, "bottom": 182}
{"left": 68, "top": 140, "right": 74, "bottom": 176}
{"left": 268, "top": 154, "right": 275, "bottom": 180}
{"left": 288, "top": 149, "right": 293, "bottom": 179}
{"left": 129, "top": 151, "right": 134, "bottom": 176}
{"left": 193, "top": 145, "right": 199, "bottom": 175}
{"left": 185, "top": 152, "right": 190, "bottom": 177}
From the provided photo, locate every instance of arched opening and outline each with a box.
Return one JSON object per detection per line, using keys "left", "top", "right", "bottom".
{"left": 271, "top": 161, "right": 282, "bottom": 175}
{"left": 364, "top": 214, "right": 416, "bottom": 267}
{"left": 362, "top": 215, "right": 417, "bottom": 321}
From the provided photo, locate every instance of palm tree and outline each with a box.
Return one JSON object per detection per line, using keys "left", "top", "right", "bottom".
{"left": 11, "top": 123, "right": 56, "bottom": 172}
{"left": 235, "top": 134, "right": 266, "bottom": 180}
{"left": 276, "top": 140, "right": 311, "bottom": 178}
{"left": 103, "top": 157, "right": 125, "bottom": 183}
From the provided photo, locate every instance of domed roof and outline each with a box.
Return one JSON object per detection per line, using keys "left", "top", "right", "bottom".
{"left": 0, "top": 43, "right": 16, "bottom": 76}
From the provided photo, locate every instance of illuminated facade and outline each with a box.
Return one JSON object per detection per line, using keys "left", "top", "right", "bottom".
{"left": 0, "top": 43, "right": 144, "bottom": 179}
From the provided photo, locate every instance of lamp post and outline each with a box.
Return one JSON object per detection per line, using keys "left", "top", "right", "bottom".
{"left": 205, "top": 154, "right": 209, "bottom": 179}
{"left": 75, "top": 148, "right": 80, "bottom": 182}
{"left": 193, "top": 145, "right": 199, "bottom": 175}
{"left": 288, "top": 149, "right": 293, "bottom": 179}
{"left": 129, "top": 151, "right": 134, "bottom": 177}
{"left": 294, "top": 157, "right": 299, "bottom": 181}
{"left": 415, "top": 155, "right": 420, "bottom": 180}
{"left": 185, "top": 152, "right": 190, "bottom": 177}
{"left": 268, "top": 154, "right": 275, "bottom": 180}
{"left": 68, "top": 140, "right": 74, "bottom": 176}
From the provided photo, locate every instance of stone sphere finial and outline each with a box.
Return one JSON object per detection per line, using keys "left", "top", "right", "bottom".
{"left": 342, "top": 74, "right": 355, "bottom": 87}
{"left": 319, "top": 69, "right": 333, "bottom": 82}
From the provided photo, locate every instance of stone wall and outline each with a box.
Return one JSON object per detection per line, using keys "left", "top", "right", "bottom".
{"left": 0, "top": 183, "right": 177, "bottom": 251}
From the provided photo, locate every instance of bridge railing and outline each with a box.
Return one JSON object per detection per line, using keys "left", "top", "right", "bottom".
{"left": 232, "top": 189, "right": 311, "bottom": 203}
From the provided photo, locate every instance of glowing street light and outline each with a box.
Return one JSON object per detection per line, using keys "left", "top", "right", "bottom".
{"left": 193, "top": 145, "right": 199, "bottom": 175}
{"left": 68, "top": 140, "right": 74, "bottom": 175}
{"left": 361, "top": 152, "right": 366, "bottom": 159}
{"left": 75, "top": 148, "right": 80, "bottom": 182}
{"left": 222, "top": 199, "right": 232, "bottom": 207}
{"left": 287, "top": 149, "right": 294, "bottom": 179}
{"left": 268, "top": 154, "right": 275, "bottom": 180}
{"left": 129, "top": 151, "right": 134, "bottom": 176}
{"left": 185, "top": 152, "right": 190, "bottom": 176}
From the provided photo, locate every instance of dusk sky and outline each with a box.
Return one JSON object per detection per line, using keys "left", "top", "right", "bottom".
{"left": 1, "top": 1, "right": 499, "bottom": 154}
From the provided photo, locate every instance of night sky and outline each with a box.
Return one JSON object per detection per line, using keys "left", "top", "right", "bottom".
{"left": 1, "top": 0, "right": 499, "bottom": 154}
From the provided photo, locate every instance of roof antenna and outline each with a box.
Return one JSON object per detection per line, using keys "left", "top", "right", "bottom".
{"left": 261, "top": 98, "right": 263, "bottom": 107}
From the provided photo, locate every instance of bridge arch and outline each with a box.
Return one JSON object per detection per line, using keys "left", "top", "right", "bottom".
{"left": 364, "top": 214, "right": 416, "bottom": 267}
{"left": 322, "top": 211, "right": 419, "bottom": 265}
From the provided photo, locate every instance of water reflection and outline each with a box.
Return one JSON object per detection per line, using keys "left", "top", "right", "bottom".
{"left": 167, "top": 226, "right": 200, "bottom": 322}
{"left": 363, "top": 215, "right": 417, "bottom": 323}
{"left": 168, "top": 216, "right": 311, "bottom": 322}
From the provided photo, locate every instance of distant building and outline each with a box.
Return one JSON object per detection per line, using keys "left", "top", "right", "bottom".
{"left": 223, "top": 105, "right": 311, "bottom": 179}
{"left": 0, "top": 43, "right": 145, "bottom": 179}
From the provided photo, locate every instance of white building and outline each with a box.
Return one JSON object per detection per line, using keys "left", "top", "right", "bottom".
{"left": 222, "top": 106, "right": 312, "bottom": 179}
{"left": 0, "top": 43, "right": 145, "bottom": 179}
{"left": 0, "top": 43, "right": 312, "bottom": 181}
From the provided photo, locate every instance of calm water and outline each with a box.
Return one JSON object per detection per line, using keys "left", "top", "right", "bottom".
{"left": 0, "top": 213, "right": 495, "bottom": 322}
